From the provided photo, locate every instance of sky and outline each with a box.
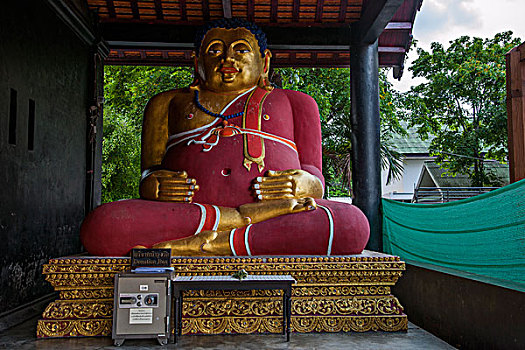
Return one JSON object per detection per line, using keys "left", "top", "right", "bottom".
{"left": 391, "top": 0, "right": 525, "bottom": 91}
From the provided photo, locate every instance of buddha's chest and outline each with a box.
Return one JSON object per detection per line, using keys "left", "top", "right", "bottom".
{"left": 168, "top": 90, "right": 295, "bottom": 142}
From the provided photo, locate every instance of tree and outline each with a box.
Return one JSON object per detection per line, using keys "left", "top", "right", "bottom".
{"left": 402, "top": 32, "right": 521, "bottom": 186}
{"left": 102, "top": 66, "right": 192, "bottom": 202}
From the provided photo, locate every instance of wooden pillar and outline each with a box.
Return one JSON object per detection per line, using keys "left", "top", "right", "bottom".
{"left": 350, "top": 40, "right": 382, "bottom": 252}
{"left": 86, "top": 42, "right": 108, "bottom": 213}
{"left": 506, "top": 42, "right": 525, "bottom": 183}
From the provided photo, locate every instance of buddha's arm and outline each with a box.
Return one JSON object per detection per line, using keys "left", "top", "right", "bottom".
{"left": 141, "top": 91, "right": 175, "bottom": 172}
{"left": 252, "top": 90, "right": 324, "bottom": 200}
{"left": 139, "top": 91, "right": 198, "bottom": 202}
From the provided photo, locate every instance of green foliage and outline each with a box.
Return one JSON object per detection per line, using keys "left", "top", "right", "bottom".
{"left": 402, "top": 31, "right": 521, "bottom": 186}
{"left": 102, "top": 66, "right": 192, "bottom": 202}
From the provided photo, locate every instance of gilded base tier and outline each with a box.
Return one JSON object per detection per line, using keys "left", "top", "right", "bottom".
{"left": 37, "top": 251, "right": 407, "bottom": 338}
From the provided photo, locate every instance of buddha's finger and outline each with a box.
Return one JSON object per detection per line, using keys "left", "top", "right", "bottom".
{"left": 160, "top": 183, "right": 199, "bottom": 191}
{"left": 160, "top": 177, "right": 197, "bottom": 185}
{"left": 266, "top": 169, "right": 299, "bottom": 177}
{"left": 253, "top": 181, "right": 293, "bottom": 190}
{"left": 257, "top": 193, "right": 295, "bottom": 201}
{"left": 163, "top": 170, "right": 188, "bottom": 178}
{"left": 157, "top": 194, "right": 193, "bottom": 202}
{"left": 155, "top": 170, "right": 188, "bottom": 178}
{"left": 254, "top": 187, "right": 293, "bottom": 195}
{"left": 254, "top": 175, "right": 293, "bottom": 183}
{"left": 158, "top": 189, "right": 195, "bottom": 197}
{"left": 173, "top": 170, "right": 188, "bottom": 178}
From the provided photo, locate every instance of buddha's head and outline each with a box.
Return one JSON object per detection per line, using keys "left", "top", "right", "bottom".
{"left": 194, "top": 18, "right": 272, "bottom": 92}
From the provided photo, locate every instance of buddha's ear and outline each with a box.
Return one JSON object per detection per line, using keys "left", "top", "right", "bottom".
{"left": 258, "top": 49, "right": 274, "bottom": 91}
{"left": 190, "top": 51, "right": 201, "bottom": 87}
{"left": 263, "top": 49, "right": 272, "bottom": 74}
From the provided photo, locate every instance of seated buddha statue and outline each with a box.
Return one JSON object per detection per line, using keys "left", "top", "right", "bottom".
{"left": 80, "top": 18, "right": 369, "bottom": 257}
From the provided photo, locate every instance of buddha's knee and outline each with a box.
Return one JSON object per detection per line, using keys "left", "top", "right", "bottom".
{"left": 317, "top": 200, "right": 370, "bottom": 254}
{"left": 80, "top": 202, "right": 123, "bottom": 256}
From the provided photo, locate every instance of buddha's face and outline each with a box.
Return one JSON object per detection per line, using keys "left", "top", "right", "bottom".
{"left": 197, "top": 27, "right": 269, "bottom": 92}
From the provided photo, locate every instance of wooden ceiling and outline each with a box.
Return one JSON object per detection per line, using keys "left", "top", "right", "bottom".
{"left": 80, "top": 0, "right": 422, "bottom": 77}
{"left": 87, "top": 0, "right": 363, "bottom": 25}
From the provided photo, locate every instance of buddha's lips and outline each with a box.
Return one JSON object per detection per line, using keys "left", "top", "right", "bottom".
{"left": 220, "top": 67, "right": 239, "bottom": 74}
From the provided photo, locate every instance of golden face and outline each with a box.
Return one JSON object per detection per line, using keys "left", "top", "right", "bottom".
{"left": 197, "top": 27, "right": 269, "bottom": 92}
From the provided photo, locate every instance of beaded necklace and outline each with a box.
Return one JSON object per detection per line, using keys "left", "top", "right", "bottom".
{"left": 194, "top": 90, "right": 244, "bottom": 120}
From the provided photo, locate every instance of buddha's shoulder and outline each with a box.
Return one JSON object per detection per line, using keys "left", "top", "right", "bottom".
{"left": 146, "top": 87, "right": 193, "bottom": 109}
{"left": 271, "top": 88, "right": 318, "bottom": 106}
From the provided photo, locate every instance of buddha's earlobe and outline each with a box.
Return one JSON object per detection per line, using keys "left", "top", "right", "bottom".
{"left": 190, "top": 52, "right": 201, "bottom": 87}
{"left": 259, "top": 50, "right": 274, "bottom": 91}
{"left": 263, "top": 49, "right": 271, "bottom": 73}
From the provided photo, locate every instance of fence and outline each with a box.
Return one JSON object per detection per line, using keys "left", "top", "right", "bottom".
{"left": 413, "top": 186, "right": 499, "bottom": 203}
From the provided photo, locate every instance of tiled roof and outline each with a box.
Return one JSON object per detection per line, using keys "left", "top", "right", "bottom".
{"left": 423, "top": 161, "right": 510, "bottom": 187}
{"left": 389, "top": 123, "right": 433, "bottom": 155}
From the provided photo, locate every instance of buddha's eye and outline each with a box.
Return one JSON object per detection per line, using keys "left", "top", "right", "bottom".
{"left": 206, "top": 42, "right": 224, "bottom": 56}
{"left": 233, "top": 43, "right": 251, "bottom": 54}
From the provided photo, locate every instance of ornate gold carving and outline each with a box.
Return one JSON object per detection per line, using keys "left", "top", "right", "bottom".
{"left": 183, "top": 299, "right": 282, "bottom": 318}
{"left": 42, "top": 300, "right": 113, "bottom": 320}
{"left": 181, "top": 286, "right": 390, "bottom": 298}
{"left": 59, "top": 288, "right": 113, "bottom": 300}
{"left": 181, "top": 316, "right": 407, "bottom": 334}
{"left": 293, "top": 285, "right": 391, "bottom": 296}
{"left": 179, "top": 296, "right": 403, "bottom": 319}
{"left": 37, "top": 319, "right": 112, "bottom": 337}
{"left": 38, "top": 254, "right": 408, "bottom": 338}
{"left": 183, "top": 289, "right": 282, "bottom": 297}
{"left": 182, "top": 316, "right": 282, "bottom": 335}
{"left": 292, "top": 296, "right": 403, "bottom": 316}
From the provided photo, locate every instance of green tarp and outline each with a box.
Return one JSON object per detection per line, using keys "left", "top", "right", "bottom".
{"left": 383, "top": 178, "right": 525, "bottom": 286}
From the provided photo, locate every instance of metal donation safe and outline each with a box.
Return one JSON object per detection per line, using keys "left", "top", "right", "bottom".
{"left": 112, "top": 272, "right": 173, "bottom": 346}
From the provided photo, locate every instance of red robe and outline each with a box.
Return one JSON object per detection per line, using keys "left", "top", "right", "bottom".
{"left": 81, "top": 88, "right": 369, "bottom": 256}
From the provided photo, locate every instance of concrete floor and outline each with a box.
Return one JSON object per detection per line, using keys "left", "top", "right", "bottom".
{"left": 0, "top": 317, "right": 455, "bottom": 350}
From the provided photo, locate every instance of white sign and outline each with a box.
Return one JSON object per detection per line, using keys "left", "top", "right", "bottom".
{"left": 129, "top": 308, "right": 153, "bottom": 324}
{"left": 139, "top": 285, "right": 148, "bottom": 291}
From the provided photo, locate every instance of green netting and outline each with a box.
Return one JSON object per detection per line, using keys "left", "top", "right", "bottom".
{"left": 383, "top": 178, "right": 525, "bottom": 286}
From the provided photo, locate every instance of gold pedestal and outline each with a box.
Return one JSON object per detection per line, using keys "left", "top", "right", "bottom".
{"left": 37, "top": 251, "right": 407, "bottom": 338}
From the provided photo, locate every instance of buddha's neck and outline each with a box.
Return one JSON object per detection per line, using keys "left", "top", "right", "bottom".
{"left": 199, "top": 85, "right": 257, "bottom": 96}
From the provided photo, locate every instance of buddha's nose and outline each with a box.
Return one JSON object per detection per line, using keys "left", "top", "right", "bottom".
{"left": 224, "top": 48, "right": 235, "bottom": 62}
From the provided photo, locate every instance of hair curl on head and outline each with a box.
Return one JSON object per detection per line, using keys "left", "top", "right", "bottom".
{"left": 194, "top": 18, "right": 268, "bottom": 58}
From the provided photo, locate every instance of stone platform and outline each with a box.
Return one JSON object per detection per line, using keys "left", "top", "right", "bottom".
{"left": 36, "top": 251, "right": 407, "bottom": 338}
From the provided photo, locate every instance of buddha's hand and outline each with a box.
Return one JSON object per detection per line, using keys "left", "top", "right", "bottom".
{"left": 252, "top": 169, "right": 323, "bottom": 201}
{"left": 139, "top": 170, "right": 199, "bottom": 202}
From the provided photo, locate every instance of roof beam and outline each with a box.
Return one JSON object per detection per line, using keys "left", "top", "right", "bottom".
{"left": 247, "top": 0, "right": 255, "bottom": 21}
{"left": 180, "top": 0, "right": 187, "bottom": 21}
{"left": 270, "top": 0, "right": 278, "bottom": 22}
{"left": 354, "top": 0, "right": 404, "bottom": 44}
{"left": 222, "top": 0, "right": 232, "bottom": 18}
{"left": 44, "top": 0, "right": 97, "bottom": 46}
{"left": 130, "top": 0, "right": 139, "bottom": 19}
{"left": 378, "top": 46, "right": 406, "bottom": 53}
{"left": 292, "top": 0, "right": 300, "bottom": 22}
{"left": 153, "top": 0, "right": 163, "bottom": 20}
{"left": 202, "top": 0, "right": 210, "bottom": 21}
{"left": 106, "top": 0, "right": 116, "bottom": 18}
{"left": 101, "top": 23, "right": 352, "bottom": 47}
{"left": 315, "top": 0, "right": 324, "bottom": 23}
{"left": 338, "top": 0, "right": 348, "bottom": 23}
{"left": 385, "top": 21, "right": 412, "bottom": 30}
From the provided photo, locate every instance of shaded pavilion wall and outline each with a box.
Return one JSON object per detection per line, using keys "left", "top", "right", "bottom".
{"left": 0, "top": 2, "right": 90, "bottom": 314}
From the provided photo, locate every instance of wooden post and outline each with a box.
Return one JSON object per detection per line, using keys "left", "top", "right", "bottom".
{"left": 350, "top": 40, "right": 382, "bottom": 252}
{"left": 506, "top": 42, "right": 525, "bottom": 183}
